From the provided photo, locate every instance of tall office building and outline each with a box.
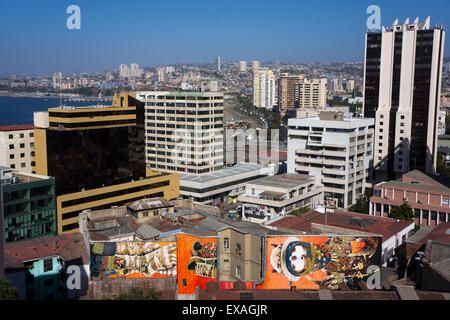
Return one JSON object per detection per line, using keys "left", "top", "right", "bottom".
{"left": 252, "top": 69, "right": 276, "bottom": 109}
{"left": 136, "top": 91, "right": 224, "bottom": 175}
{"left": 288, "top": 111, "right": 374, "bottom": 209}
{"left": 130, "top": 63, "right": 143, "bottom": 78}
{"left": 216, "top": 56, "right": 221, "bottom": 72}
{"left": 363, "top": 17, "right": 445, "bottom": 178}
{"left": 278, "top": 73, "right": 303, "bottom": 111}
{"left": 0, "top": 172, "right": 4, "bottom": 277}
{"left": 298, "top": 78, "right": 327, "bottom": 109}
{"left": 0, "top": 124, "right": 35, "bottom": 173}
{"left": 251, "top": 61, "right": 260, "bottom": 71}
{"left": 32, "top": 93, "right": 179, "bottom": 234}
{"left": 239, "top": 61, "right": 247, "bottom": 72}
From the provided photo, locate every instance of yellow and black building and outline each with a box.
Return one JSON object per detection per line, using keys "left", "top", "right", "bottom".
{"left": 32, "top": 93, "right": 179, "bottom": 234}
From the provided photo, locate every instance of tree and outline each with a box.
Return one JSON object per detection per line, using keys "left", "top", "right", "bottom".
{"left": 348, "top": 188, "right": 372, "bottom": 214}
{"left": 0, "top": 278, "right": 18, "bottom": 300}
{"left": 290, "top": 207, "right": 311, "bottom": 216}
{"left": 388, "top": 203, "right": 414, "bottom": 221}
{"left": 108, "top": 287, "right": 162, "bottom": 300}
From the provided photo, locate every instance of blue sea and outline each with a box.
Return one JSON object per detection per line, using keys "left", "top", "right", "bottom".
{"left": 0, "top": 96, "right": 112, "bottom": 126}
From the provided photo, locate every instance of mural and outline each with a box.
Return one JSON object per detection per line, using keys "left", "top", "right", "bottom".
{"left": 177, "top": 234, "right": 218, "bottom": 294}
{"left": 256, "top": 236, "right": 382, "bottom": 290}
{"left": 90, "top": 241, "right": 177, "bottom": 279}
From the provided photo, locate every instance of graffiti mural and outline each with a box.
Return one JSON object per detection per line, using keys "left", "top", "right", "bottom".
{"left": 90, "top": 241, "right": 177, "bottom": 279}
{"left": 177, "top": 234, "right": 218, "bottom": 294}
{"left": 256, "top": 236, "right": 382, "bottom": 290}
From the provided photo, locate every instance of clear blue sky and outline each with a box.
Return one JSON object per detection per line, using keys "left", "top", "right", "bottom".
{"left": 0, "top": 0, "right": 449, "bottom": 76}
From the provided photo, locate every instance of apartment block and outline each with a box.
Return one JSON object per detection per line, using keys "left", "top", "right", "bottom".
{"left": 287, "top": 111, "right": 374, "bottom": 209}
{"left": 278, "top": 73, "right": 302, "bottom": 112}
{"left": 0, "top": 124, "right": 35, "bottom": 173}
{"left": 297, "top": 78, "right": 327, "bottom": 109}
{"left": 370, "top": 169, "right": 450, "bottom": 227}
{"left": 363, "top": 17, "right": 446, "bottom": 178}
{"left": 237, "top": 173, "right": 324, "bottom": 224}
{"left": 136, "top": 91, "right": 224, "bottom": 175}
{"left": 1, "top": 166, "right": 56, "bottom": 243}
{"left": 252, "top": 69, "right": 275, "bottom": 109}
{"left": 32, "top": 93, "right": 179, "bottom": 234}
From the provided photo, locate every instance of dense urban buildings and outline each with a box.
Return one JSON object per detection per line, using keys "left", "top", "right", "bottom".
{"left": 287, "top": 111, "right": 374, "bottom": 209}
{"left": 0, "top": 124, "right": 35, "bottom": 173}
{"left": 363, "top": 17, "right": 446, "bottom": 179}
{"left": 252, "top": 69, "right": 276, "bottom": 109}
{"left": 370, "top": 169, "right": 450, "bottom": 226}
{"left": 1, "top": 167, "right": 57, "bottom": 243}
{"left": 31, "top": 93, "right": 179, "bottom": 234}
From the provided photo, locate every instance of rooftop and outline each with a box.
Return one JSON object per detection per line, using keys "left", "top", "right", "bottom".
{"left": 0, "top": 124, "right": 34, "bottom": 132}
{"left": 268, "top": 209, "right": 414, "bottom": 241}
{"left": 179, "top": 163, "right": 267, "bottom": 183}
{"left": 4, "top": 233, "right": 88, "bottom": 265}
{"left": 125, "top": 197, "right": 173, "bottom": 211}
{"left": 376, "top": 169, "right": 450, "bottom": 194}
{"left": 407, "top": 222, "right": 450, "bottom": 246}
{"left": 246, "top": 173, "right": 314, "bottom": 190}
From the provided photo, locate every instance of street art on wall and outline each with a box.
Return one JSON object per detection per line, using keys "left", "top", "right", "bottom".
{"left": 256, "top": 236, "right": 382, "bottom": 290}
{"left": 90, "top": 241, "right": 177, "bottom": 279}
{"left": 177, "top": 234, "right": 218, "bottom": 294}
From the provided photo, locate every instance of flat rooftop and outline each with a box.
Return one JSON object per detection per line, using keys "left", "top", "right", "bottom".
{"left": 0, "top": 124, "right": 34, "bottom": 131}
{"left": 246, "top": 173, "right": 314, "bottom": 189}
{"left": 179, "top": 163, "right": 267, "bottom": 183}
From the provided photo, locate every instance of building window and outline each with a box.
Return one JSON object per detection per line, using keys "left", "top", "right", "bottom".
{"left": 20, "top": 143, "right": 25, "bottom": 148}
{"left": 11, "top": 164, "right": 15, "bottom": 169}
{"left": 20, "top": 153, "right": 25, "bottom": 158}
{"left": 30, "top": 132, "right": 34, "bottom": 138}
{"left": 8, "top": 134, "right": 13, "bottom": 139}
{"left": 9, "top": 154, "right": 14, "bottom": 159}
{"left": 21, "top": 163, "right": 26, "bottom": 168}
{"left": 43, "top": 259, "right": 53, "bottom": 272}
{"left": 236, "top": 243, "right": 242, "bottom": 256}
{"left": 9, "top": 144, "right": 14, "bottom": 150}
{"left": 223, "top": 259, "right": 230, "bottom": 271}
{"left": 224, "top": 237, "right": 230, "bottom": 251}
{"left": 182, "top": 279, "right": 187, "bottom": 287}
{"left": 236, "top": 266, "right": 241, "bottom": 279}
{"left": 19, "top": 133, "right": 24, "bottom": 138}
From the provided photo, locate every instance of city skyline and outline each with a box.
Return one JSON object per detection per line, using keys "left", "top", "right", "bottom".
{"left": 0, "top": 0, "right": 449, "bottom": 76}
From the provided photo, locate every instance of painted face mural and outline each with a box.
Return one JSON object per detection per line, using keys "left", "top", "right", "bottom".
{"left": 258, "top": 236, "right": 381, "bottom": 290}
{"left": 90, "top": 241, "right": 177, "bottom": 279}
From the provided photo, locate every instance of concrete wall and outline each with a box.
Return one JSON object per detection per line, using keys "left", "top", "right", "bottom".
{"left": 88, "top": 277, "right": 176, "bottom": 300}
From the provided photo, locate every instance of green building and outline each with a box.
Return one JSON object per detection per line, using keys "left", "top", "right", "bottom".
{"left": 0, "top": 166, "right": 57, "bottom": 243}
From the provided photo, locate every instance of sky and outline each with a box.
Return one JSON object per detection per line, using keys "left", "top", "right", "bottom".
{"left": 0, "top": 0, "right": 449, "bottom": 76}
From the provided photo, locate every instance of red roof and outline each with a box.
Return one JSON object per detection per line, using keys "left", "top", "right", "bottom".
{"left": 269, "top": 209, "right": 414, "bottom": 242}
{"left": 415, "top": 222, "right": 450, "bottom": 245}
{"left": 0, "top": 124, "right": 34, "bottom": 132}
{"left": 4, "top": 233, "right": 89, "bottom": 264}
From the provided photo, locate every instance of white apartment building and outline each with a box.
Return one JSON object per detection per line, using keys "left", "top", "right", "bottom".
{"left": 298, "top": 78, "right": 327, "bottom": 109}
{"left": 239, "top": 61, "right": 247, "bottom": 72}
{"left": 363, "top": 17, "right": 445, "bottom": 177}
{"left": 438, "top": 110, "right": 446, "bottom": 135}
{"left": 136, "top": 91, "right": 224, "bottom": 175}
{"left": 237, "top": 173, "right": 324, "bottom": 224}
{"left": 0, "top": 125, "right": 35, "bottom": 173}
{"left": 287, "top": 111, "right": 374, "bottom": 209}
{"left": 252, "top": 69, "right": 276, "bottom": 109}
{"left": 251, "top": 61, "right": 260, "bottom": 71}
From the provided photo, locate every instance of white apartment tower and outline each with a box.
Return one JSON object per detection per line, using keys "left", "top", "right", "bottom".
{"left": 363, "top": 17, "right": 446, "bottom": 179}
{"left": 239, "top": 61, "right": 247, "bottom": 72}
{"left": 0, "top": 125, "right": 35, "bottom": 173}
{"left": 287, "top": 112, "right": 374, "bottom": 209}
{"left": 252, "top": 69, "right": 276, "bottom": 109}
{"left": 136, "top": 91, "right": 224, "bottom": 175}
{"left": 216, "top": 57, "right": 221, "bottom": 72}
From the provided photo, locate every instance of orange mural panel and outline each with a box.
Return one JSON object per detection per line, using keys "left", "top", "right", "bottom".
{"left": 177, "top": 234, "right": 218, "bottom": 295}
{"left": 256, "top": 236, "right": 382, "bottom": 290}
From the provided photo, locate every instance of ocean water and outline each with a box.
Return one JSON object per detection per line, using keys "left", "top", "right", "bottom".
{"left": 0, "top": 96, "right": 112, "bottom": 126}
